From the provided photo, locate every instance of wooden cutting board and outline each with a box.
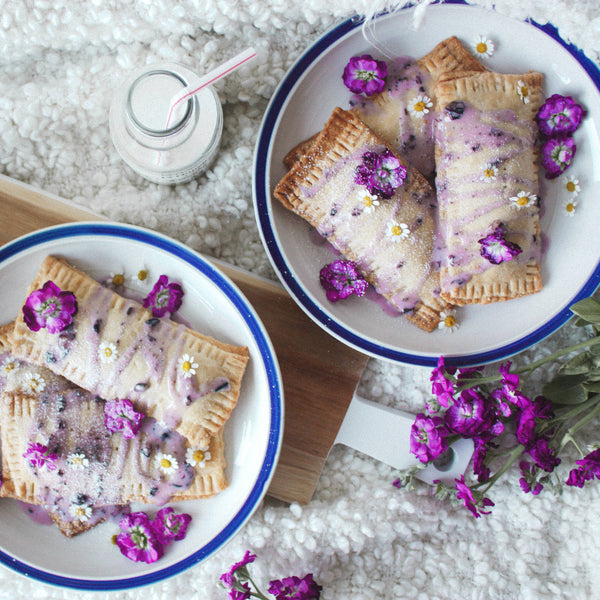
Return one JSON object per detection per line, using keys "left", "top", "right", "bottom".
{"left": 0, "top": 175, "right": 370, "bottom": 504}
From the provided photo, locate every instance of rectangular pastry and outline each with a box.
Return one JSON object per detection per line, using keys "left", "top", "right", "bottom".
{"left": 0, "top": 328, "right": 228, "bottom": 536}
{"left": 274, "top": 107, "right": 449, "bottom": 332}
{"left": 284, "top": 36, "right": 486, "bottom": 180}
{"left": 10, "top": 256, "right": 249, "bottom": 448}
{"left": 434, "top": 70, "right": 544, "bottom": 304}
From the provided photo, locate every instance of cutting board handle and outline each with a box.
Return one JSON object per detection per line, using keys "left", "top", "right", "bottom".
{"left": 334, "top": 393, "right": 474, "bottom": 485}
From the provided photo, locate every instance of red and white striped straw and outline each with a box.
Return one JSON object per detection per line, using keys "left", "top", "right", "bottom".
{"left": 165, "top": 47, "right": 257, "bottom": 129}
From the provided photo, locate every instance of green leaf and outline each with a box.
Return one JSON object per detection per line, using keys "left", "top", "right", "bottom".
{"left": 543, "top": 374, "right": 588, "bottom": 405}
{"left": 584, "top": 381, "right": 600, "bottom": 393}
{"left": 559, "top": 351, "right": 593, "bottom": 375}
{"left": 570, "top": 297, "right": 600, "bottom": 323}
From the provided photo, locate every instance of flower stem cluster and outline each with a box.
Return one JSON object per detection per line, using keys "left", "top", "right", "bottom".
{"left": 219, "top": 551, "right": 322, "bottom": 600}
{"left": 404, "top": 296, "right": 600, "bottom": 516}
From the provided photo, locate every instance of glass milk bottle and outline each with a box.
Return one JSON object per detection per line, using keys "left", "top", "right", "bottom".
{"left": 109, "top": 62, "right": 223, "bottom": 184}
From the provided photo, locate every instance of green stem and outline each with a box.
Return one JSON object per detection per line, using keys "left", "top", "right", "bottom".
{"left": 473, "top": 445, "right": 525, "bottom": 492}
{"left": 247, "top": 576, "right": 271, "bottom": 600}
{"left": 558, "top": 399, "right": 600, "bottom": 452}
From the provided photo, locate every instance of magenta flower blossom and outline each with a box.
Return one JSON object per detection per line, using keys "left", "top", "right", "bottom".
{"left": 319, "top": 259, "right": 368, "bottom": 302}
{"left": 152, "top": 507, "right": 192, "bottom": 546}
{"left": 268, "top": 573, "right": 323, "bottom": 600}
{"left": 23, "top": 442, "right": 58, "bottom": 471}
{"left": 527, "top": 438, "right": 561, "bottom": 472}
{"left": 566, "top": 448, "right": 600, "bottom": 488}
{"left": 430, "top": 362, "right": 455, "bottom": 409}
{"left": 541, "top": 136, "right": 576, "bottom": 179}
{"left": 104, "top": 398, "right": 144, "bottom": 439}
{"left": 220, "top": 551, "right": 257, "bottom": 589}
{"left": 537, "top": 94, "right": 584, "bottom": 137}
{"left": 519, "top": 460, "right": 544, "bottom": 495}
{"left": 116, "top": 512, "right": 164, "bottom": 564}
{"left": 455, "top": 475, "right": 494, "bottom": 518}
{"left": 22, "top": 280, "right": 77, "bottom": 334}
{"left": 444, "top": 389, "right": 489, "bottom": 436}
{"left": 143, "top": 275, "right": 183, "bottom": 318}
{"left": 410, "top": 413, "right": 448, "bottom": 463}
{"left": 342, "top": 54, "right": 387, "bottom": 96}
{"left": 478, "top": 226, "right": 522, "bottom": 265}
{"left": 472, "top": 437, "right": 491, "bottom": 483}
{"left": 354, "top": 149, "right": 407, "bottom": 199}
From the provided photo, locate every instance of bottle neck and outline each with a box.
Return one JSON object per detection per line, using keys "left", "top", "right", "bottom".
{"left": 126, "top": 69, "right": 193, "bottom": 137}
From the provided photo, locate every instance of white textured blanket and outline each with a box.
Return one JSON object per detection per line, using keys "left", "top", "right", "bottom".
{"left": 0, "top": 0, "right": 599, "bottom": 598}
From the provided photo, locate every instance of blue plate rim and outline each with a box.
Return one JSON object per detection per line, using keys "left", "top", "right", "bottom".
{"left": 252, "top": 0, "right": 600, "bottom": 368}
{"left": 0, "top": 221, "right": 283, "bottom": 591}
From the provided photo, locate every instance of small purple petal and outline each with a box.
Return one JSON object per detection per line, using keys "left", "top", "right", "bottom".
{"left": 342, "top": 54, "right": 387, "bottom": 96}
{"left": 478, "top": 226, "right": 522, "bottom": 264}
{"left": 319, "top": 259, "right": 368, "bottom": 303}
{"left": 104, "top": 398, "right": 144, "bottom": 438}
{"left": 116, "top": 512, "right": 164, "bottom": 563}
{"left": 541, "top": 137, "right": 576, "bottom": 179}
{"left": 354, "top": 149, "right": 407, "bottom": 199}
{"left": 23, "top": 281, "right": 77, "bottom": 333}
{"left": 537, "top": 94, "right": 584, "bottom": 137}
{"left": 143, "top": 275, "right": 184, "bottom": 318}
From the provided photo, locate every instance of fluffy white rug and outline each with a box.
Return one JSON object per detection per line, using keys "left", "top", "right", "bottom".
{"left": 0, "top": 0, "right": 599, "bottom": 598}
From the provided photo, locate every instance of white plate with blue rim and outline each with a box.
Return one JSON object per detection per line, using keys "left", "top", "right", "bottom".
{"left": 0, "top": 222, "right": 283, "bottom": 590}
{"left": 253, "top": 0, "right": 600, "bottom": 367}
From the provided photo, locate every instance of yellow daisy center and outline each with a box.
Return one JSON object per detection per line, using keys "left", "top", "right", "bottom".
{"left": 182, "top": 360, "right": 192, "bottom": 372}
{"left": 160, "top": 457, "right": 173, "bottom": 469}
{"left": 112, "top": 274, "right": 125, "bottom": 286}
{"left": 444, "top": 315, "right": 457, "bottom": 328}
{"left": 476, "top": 42, "right": 488, "bottom": 54}
{"left": 193, "top": 450, "right": 206, "bottom": 463}
{"left": 566, "top": 181, "right": 576, "bottom": 192}
{"left": 484, "top": 168, "right": 495, "bottom": 178}
{"left": 414, "top": 101, "right": 426, "bottom": 112}
{"left": 5, "top": 363, "right": 14, "bottom": 372}
{"left": 520, "top": 86, "right": 529, "bottom": 98}
{"left": 363, "top": 196, "right": 374, "bottom": 207}
{"left": 74, "top": 507, "right": 86, "bottom": 517}
{"left": 391, "top": 225, "right": 403, "bottom": 236}
{"left": 137, "top": 269, "right": 148, "bottom": 281}
{"left": 104, "top": 347, "right": 113, "bottom": 358}
{"left": 516, "top": 196, "right": 530, "bottom": 206}
{"left": 566, "top": 202, "right": 575, "bottom": 213}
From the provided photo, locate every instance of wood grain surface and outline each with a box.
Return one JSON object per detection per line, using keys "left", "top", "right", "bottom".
{"left": 0, "top": 175, "right": 370, "bottom": 504}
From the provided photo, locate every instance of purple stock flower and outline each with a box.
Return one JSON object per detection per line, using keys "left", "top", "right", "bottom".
{"left": 116, "top": 512, "right": 164, "bottom": 563}
{"left": 541, "top": 137, "right": 576, "bottom": 179}
{"left": 342, "top": 54, "right": 387, "bottom": 96}
{"left": 410, "top": 413, "right": 448, "bottom": 463}
{"left": 220, "top": 551, "right": 257, "bottom": 590}
{"left": 565, "top": 448, "right": 600, "bottom": 488}
{"left": 430, "top": 356, "right": 456, "bottom": 408}
{"left": 491, "top": 361, "right": 528, "bottom": 414}
{"left": 455, "top": 475, "right": 494, "bottom": 518}
{"left": 537, "top": 94, "right": 584, "bottom": 138}
{"left": 22, "top": 280, "right": 77, "bottom": 334}
{"left": 319, "top": 259, "right": 368, "bottom": 302}
{"left": 527, "top": 438, "right": 561, "bottom": 473}
{"left": 478, "top": 226, "right": 522, "bottom": 265}
{"left": 519, "top": 460, "right": 544, "bottom": 495}
{"left": 268, "top": 573, "right": 323, "bottom": 600}
{"left": 515, "top": 396, "right": 554, "bottom": 448}
{"left": 104, "top": 398, "right": 144, "bottom": 439}
{"left": 23, "top": 442, "right": 58, "bottom": 471}
{"left": 143, "top": 275, "right": 183, "bottom": 318}
{"left": 354, "top": 149, "right": 407, "bottom": 199}
{"left": 444, "top": 389, "right": 489, "bottom": 436}
{"left": 472, "top": 437, "right": 491, "bottom": 483}
{"left": 152, "top": 507, "right": 192, "bottom": 546}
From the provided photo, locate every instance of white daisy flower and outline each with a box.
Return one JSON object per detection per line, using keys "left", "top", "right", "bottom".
{"left": 131, "top": 268, "right": 151, "bottom": 288}
{"left": 360, "top": 191, "right": 380, "bottom": 214}
{"left": 564, "top": 175, "right": 581, "bottom": 196}
{"left": 472, "top": 35, "right": 495, "bottom": 58}
{"left": 67, "top": 452, "right": 89, "bottom": 470}
{"left": 177, "top": 354, "right": 198, "bottom": 379}
{"left": 438, "top": 310, "right": 460, "bottom": 333}
{"left": 481, "top": 163, "right": 498, "bottom": 181}
{"left": 23, "top": 372, "right": 46, "bottom": 393}
{"left": 2, "top": 357, "right": 17, "bottom": 374}
{"left": 509, "top": 191, "right": 537, "bottom": 209}
{"left": 155, "top": 452, "right": 179, "bottom": 475}
{"left": 516, "top": 80, "right": 530, "bottom": 104}
{"left": 99, "top": 341, "right": 118, "bottom": 363}
{"left": 407, "top": 94, "right": 433, "bottom": 118}
{"left": 109, "top": 270, "right": 126, "bottom": 287}
{"left": 186, "top": 446, "right": 212, "bottom": 468}
{"left": 386, "top": 221, "right": 410, "bottom": 241}
{"left": 563, "top": 197, "right": 577, "bottom": 217}
{"left": 70, "top": 502, "right": 93, "bottom": 522}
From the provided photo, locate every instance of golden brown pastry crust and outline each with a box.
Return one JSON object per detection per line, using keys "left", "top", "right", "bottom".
{"left": 434, "top": 70, "right": 544, "bottom": 304}
{"left": 275, "top": 107, "right": 449, "bottom": 332}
